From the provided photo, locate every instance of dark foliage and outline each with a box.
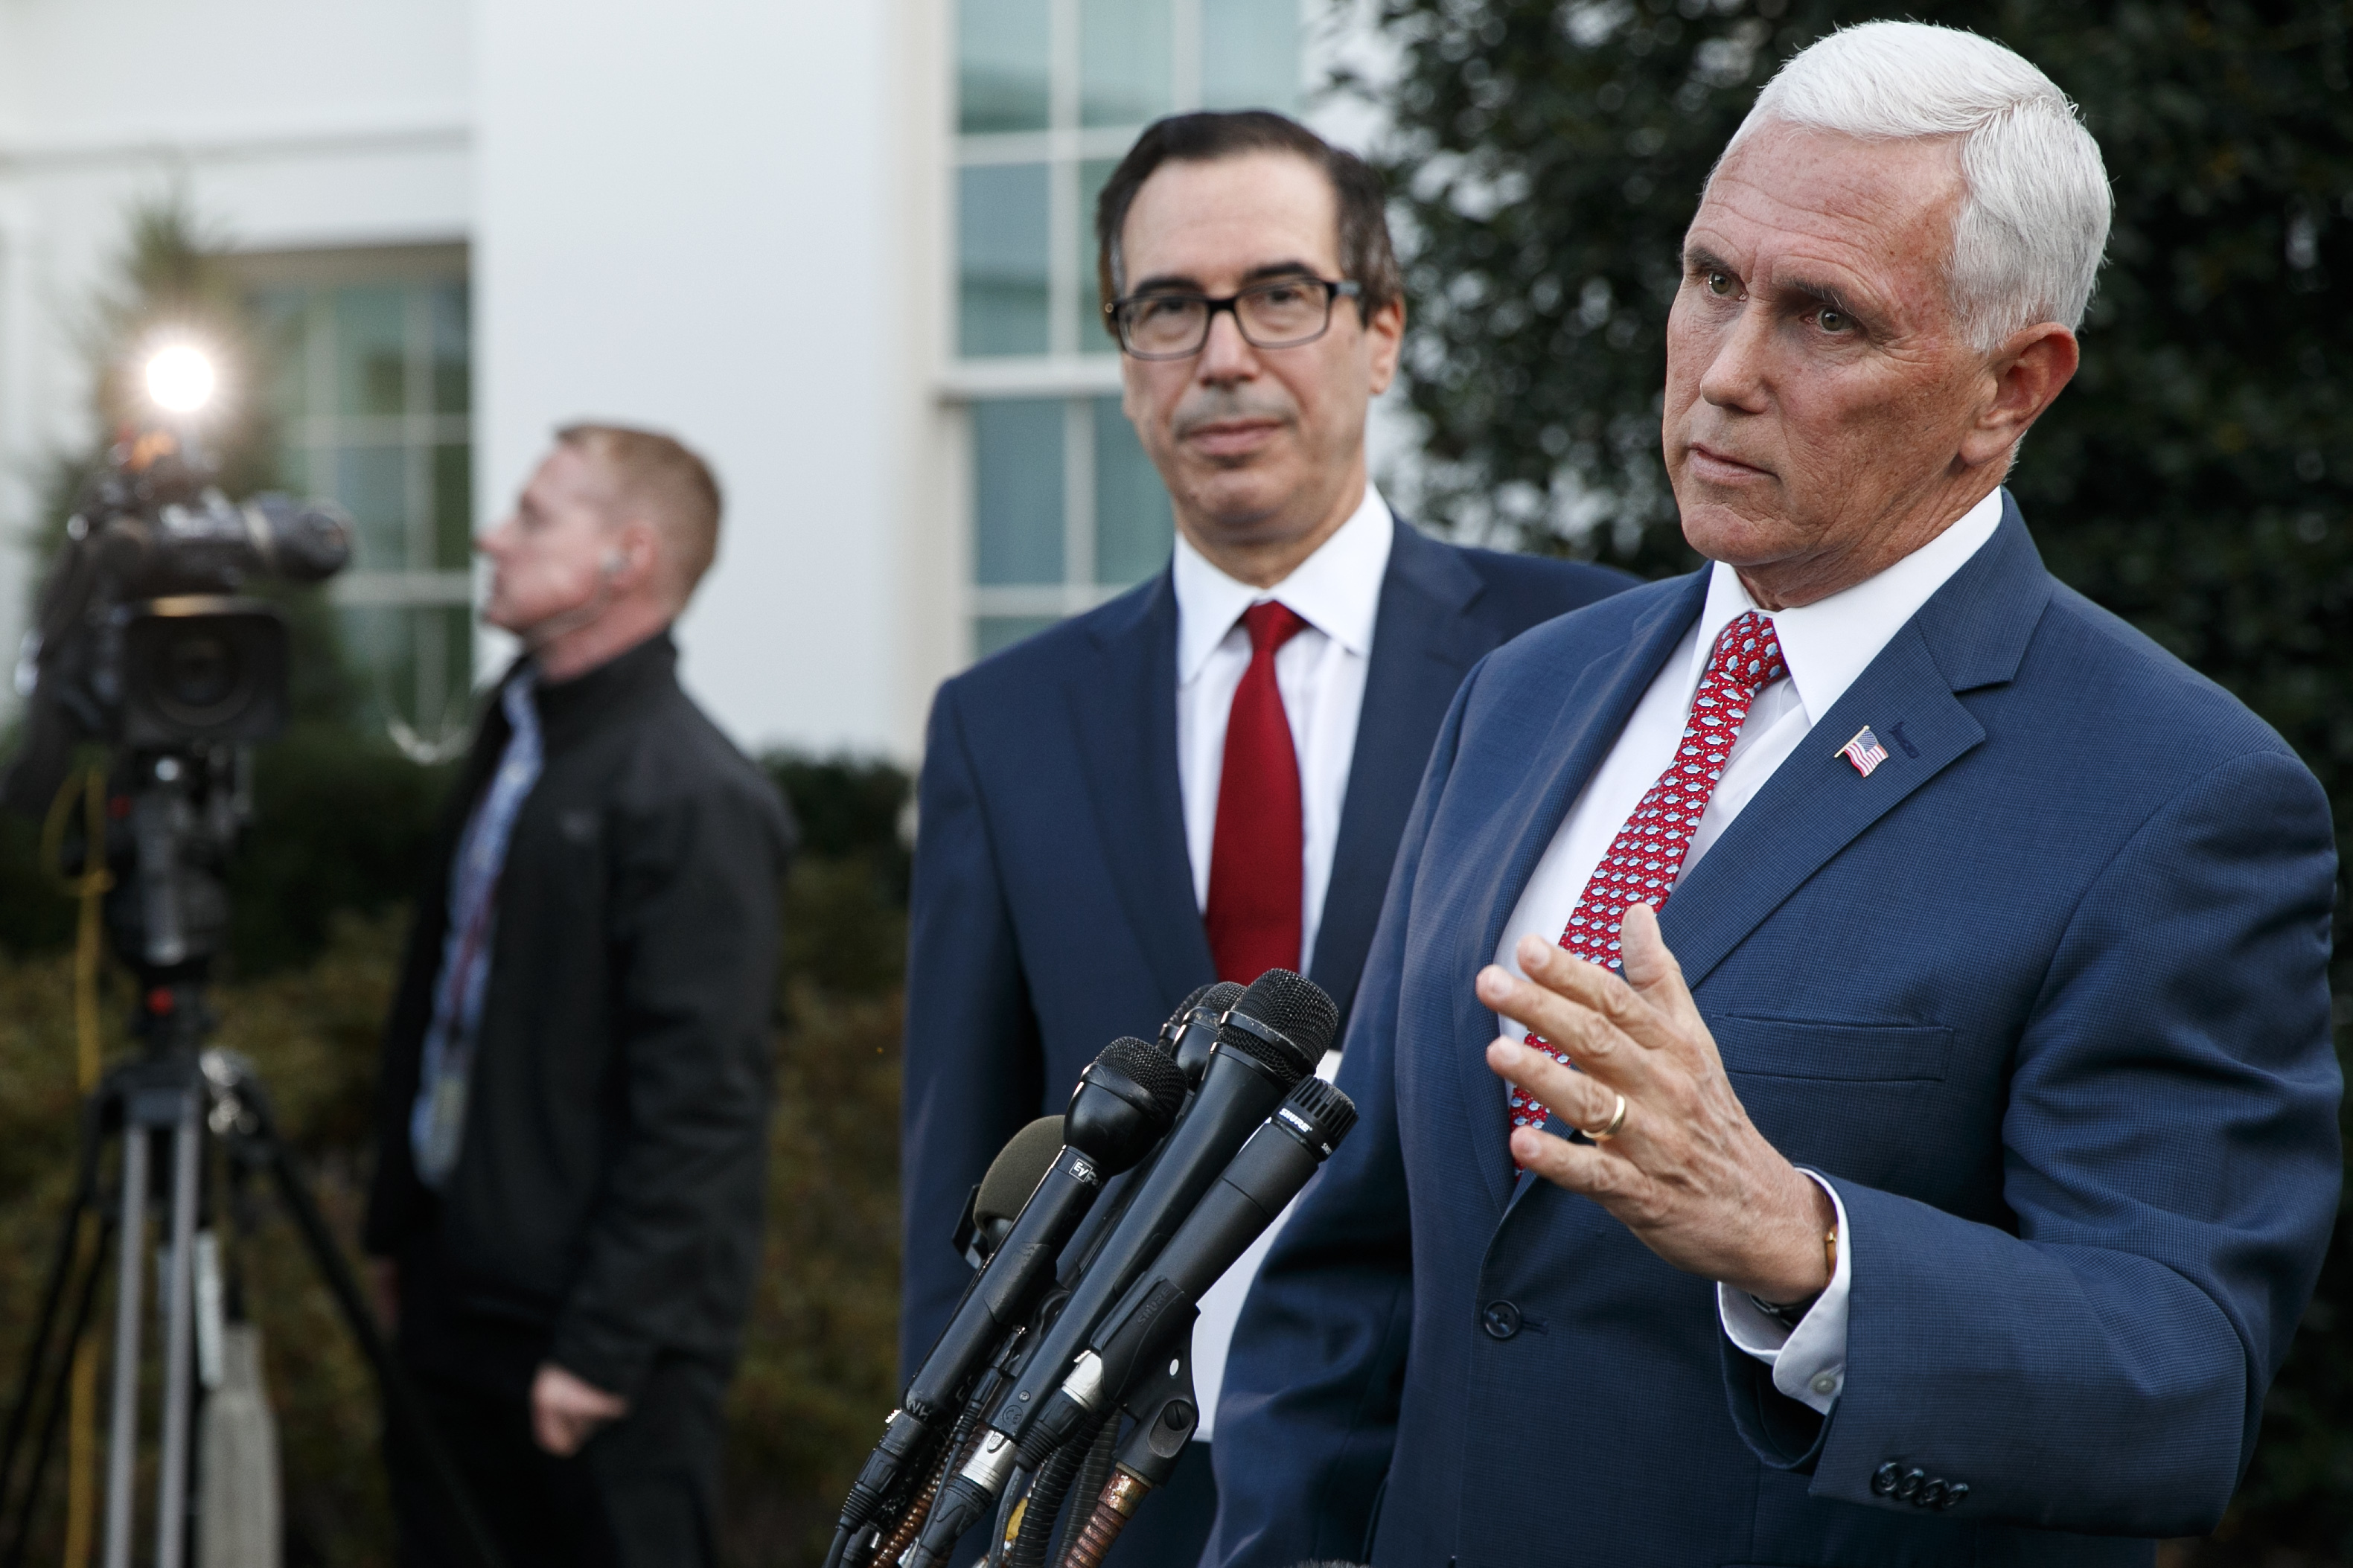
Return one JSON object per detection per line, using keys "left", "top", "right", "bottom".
{"left": 1367, "top": 0, "right": 2353, "bottom": 1558}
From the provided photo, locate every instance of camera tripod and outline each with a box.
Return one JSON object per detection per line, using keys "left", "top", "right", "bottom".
{"left": 0, "top": 758, "right": 505, "bottom": 1568}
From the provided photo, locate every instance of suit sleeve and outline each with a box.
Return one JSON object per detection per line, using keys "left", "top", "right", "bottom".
{"left": 898, "top": 679, "right": 1047, "bottom": 1379}
{"left": 546, "top": 775, "right": 787, "bottom": 1399}
{"left": 1725, "top": 747, "right": 2342, "bottom": 1535}
{"left": 1205, "top": 657, "right": 1486, "bottom": 1568}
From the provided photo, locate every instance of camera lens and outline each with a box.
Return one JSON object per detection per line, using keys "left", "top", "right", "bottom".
{"left": 154, "top": 626, "right": 248, "bottom": 723}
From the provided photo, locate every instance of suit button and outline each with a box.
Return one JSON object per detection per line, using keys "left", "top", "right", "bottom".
{"left": 1871, "top": 1462, "right": 1900, "bottom": 1497}
{"left": 1896, "top": 1468, "right": 1926, "bottom": 1502}
{"left": 1481, "top": 1301, "right": 1523, "bottom": 1340}
{"left": 1939, "top": 1482, "right": 1969, "bottom": 1511}
{"left": 1915, "top": 1479, "right": 1947, "bottom": 1509}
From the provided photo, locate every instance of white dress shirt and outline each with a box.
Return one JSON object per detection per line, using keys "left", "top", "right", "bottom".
{"left": 1173, "top": 484, "right": 1393, "bottom": 1439}
{"left": 1491, "top": 487, "right": 2006, "bottom": 1415}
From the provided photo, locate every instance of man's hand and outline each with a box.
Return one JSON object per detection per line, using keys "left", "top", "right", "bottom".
{"left": 531, "top": 1363, "right": 630, "bottom": 1457}
{"left": 368, "top": 1259, "right": 399, "bottom": 1334}
{"left": 1476, "top": 903, "right": 1836, "bottom": 1303}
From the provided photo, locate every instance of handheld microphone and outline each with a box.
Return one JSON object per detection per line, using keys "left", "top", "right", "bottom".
{"left": 903, "top": 970, "right": 1338, "bottom": 1566}
{"left": 1024, "top": 1076, "right": 1358, "bottom": 1455}
{"left": 960, "top": 1116, "right": 1067, "bottom": 1268}
{"left": 834, "top": 1038, "right": 1184, "bottom": 1543}
{"left": 1161, "top": 980, "right": 1245, "bottom": 1089}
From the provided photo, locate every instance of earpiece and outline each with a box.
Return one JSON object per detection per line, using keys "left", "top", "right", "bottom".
{"left": 601, "top": 550, "right": 626, "bottom": 577}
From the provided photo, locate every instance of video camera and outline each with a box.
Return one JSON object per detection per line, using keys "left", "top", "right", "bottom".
{"left": 2, "top": 408, "right": 351, "bottom": 819}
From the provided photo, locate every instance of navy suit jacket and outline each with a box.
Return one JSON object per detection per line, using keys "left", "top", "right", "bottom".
{"left": 898, "top": 521, "right": 1634, "bottom": 1372}
{"left": 1208, "top": 499, "right": 2342, "bottom": 1568}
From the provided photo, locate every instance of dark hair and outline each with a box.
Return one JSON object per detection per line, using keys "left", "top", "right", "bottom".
{"left": 1093, "top": 110, "right": 1404, "bottom": 340}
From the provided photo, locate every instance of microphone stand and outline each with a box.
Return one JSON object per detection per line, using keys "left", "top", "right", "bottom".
{"left": 1053, "top": 1317, "right": 1201, "bottom": 1568}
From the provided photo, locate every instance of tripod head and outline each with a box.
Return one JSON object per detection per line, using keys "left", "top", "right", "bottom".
{"left": 98, "top": 743, "right": 246, "bottom": 1057}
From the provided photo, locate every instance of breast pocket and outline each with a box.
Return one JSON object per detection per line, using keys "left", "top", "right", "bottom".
{"left": 1712, "top": 1014, "right": 1956, "bottom": 1189}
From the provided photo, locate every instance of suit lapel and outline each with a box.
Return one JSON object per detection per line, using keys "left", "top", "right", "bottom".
{"left": 1067, "top": 574, "right": 1216, "bottom": 1010}
{"left": 1309, "top": 524, "right": 1493, "bottom": 1025}
{"left": 1658, "top": 502, "right": 2054, "bottom": 991}
{"left": 1450, "top": 574, "right": 1712, "bottom": 1215}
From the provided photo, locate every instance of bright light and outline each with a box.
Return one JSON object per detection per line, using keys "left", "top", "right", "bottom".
{"left": 144, "top": 345, "right": 217, "bottom": 415}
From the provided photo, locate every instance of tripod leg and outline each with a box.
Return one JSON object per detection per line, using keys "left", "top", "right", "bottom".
{"left": 100, "top": 1129, "right": 150, "bottom": 1568}
{"left": 3, "top": 1211, "right": 117, "bottom": 1568}
{"left": 154, "top": 1092, "right": 201, "bottom": 1568}
{"left": 0, "top": 1100, "right": 104, "bottom": 1523}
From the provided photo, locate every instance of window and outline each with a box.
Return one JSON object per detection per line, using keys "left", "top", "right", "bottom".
{"left": 244, "top": 246, "right": 473, "bottom": 747}
{"left": 952, "top": 0, "right": 1301, "bottom": 659}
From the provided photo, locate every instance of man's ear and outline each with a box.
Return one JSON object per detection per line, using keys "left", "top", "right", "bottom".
{"left": 607, "top": 520, "right": 664, "bottom": 594}
{"left": 1960, "top": 321, "right": 2078, "bottom": 469}
{"left": 1364, "top": 295, "right": 1406, "bottom": 398}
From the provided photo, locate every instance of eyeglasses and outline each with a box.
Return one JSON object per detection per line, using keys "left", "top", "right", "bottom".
{"left": 1107, "top": 277, "right": 1361, "bottom": 359}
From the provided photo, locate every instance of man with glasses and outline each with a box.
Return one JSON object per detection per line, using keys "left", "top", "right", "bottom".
{"left": 899, "top": 109, "right": 1632, "bottom": 1566}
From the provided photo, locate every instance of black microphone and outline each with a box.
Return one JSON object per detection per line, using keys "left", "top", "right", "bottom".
{"left": 903, "top": 970, "right": 1338, "bottom": 1566}
{"left": 1159, "top": 980, "right": 1245, "bottom": 1088}
{"left": 1059, "top": 979, "right": 1249, "bottom": 1286}
{"left": 1029, "top": 1076, "right": 1359, "bottom": 1450}
{"left": 834, "top": 1038, "right": 1184, "bottom": 1541}
{"left": 962, "top": 1115, "right": 1067, "bottom": 1267}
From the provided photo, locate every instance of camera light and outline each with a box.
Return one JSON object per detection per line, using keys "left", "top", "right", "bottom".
{"left": 144, "top": 345, "right": 217, "bottom": 415}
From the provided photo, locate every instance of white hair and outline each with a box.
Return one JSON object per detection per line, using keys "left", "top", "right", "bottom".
{"left": 1722, "top": 21, "right": 2113, "bottom": 353}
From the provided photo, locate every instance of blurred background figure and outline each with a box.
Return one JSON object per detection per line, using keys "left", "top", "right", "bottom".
{"left": 896, "top": 108, "right": 1630, "bottom": 1568}
{"left": 363, "top": 426, "right": 794, "bottom": 1568}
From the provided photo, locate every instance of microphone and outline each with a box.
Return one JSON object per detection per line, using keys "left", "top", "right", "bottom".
{"left": 834, "top": 1038, "right": 1184, "bottom": 1544}
{"left": 1160, "top": 980, "right": 1245, "bottom": 1089}
{"left": 1027, "top": 1076, "right": 1359, "bottom": 1457}
{"left": 1059, "top": 980, "right": 1249, "bottom": 1284}
{"left": 962, "top": 1116, "right": 1066, "bottom": 1267}
{"left": 903, "top": 970, "right": 1338, "bottom": 1566}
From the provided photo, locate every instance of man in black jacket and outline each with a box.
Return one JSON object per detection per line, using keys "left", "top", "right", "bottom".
{"left": 365, "top": 424, "right": 794, "bottom": 1568}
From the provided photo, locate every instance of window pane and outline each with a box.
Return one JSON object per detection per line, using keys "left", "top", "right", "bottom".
{"left": 975, "top": 615, "right": 1059, "bottom": 658}
{"left": 1081, "top": 0, "right": 1170, "bottom": 128}
{"left": 1079, "top": 158, "right": 1121, "bottom": 356}
{"left": 1093, "top": 397, "right": 1172, "bottom": 586}
{"left": 1201, "top": 0, "right": 1300, "bottom": 112}
{"left": 434, "top": 444, "right": 473, "bottom": 569}
{"left": 250, "top": 287, "right": 310, "bottom": 428}
{"left": 335, "top": 444, "right": 411, "bottom": 569}
{"left": 960, "top": 164, "right": 1052, "bottom": 357}
{"left": 333, "top": 287, "right": 409, "bottom": 417}
{"left": 431, "top": 281, "right": 470, "bottom": 415}
{"left": 973, "top": 398, "right": 1065, "bottom": 586}
{"left": 960, "top": 0, "right": 1050, "bottom": 133}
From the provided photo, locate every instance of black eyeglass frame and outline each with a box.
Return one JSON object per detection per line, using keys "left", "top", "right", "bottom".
{"left": 1105, "top": 277, "right": 1363, "bottom": 360}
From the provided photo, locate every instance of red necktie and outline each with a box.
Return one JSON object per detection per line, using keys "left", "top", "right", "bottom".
{"left": 1510, "top": 610, "right": 1787, "bottom": 1147}
{"left": 1206, "top": 601, "right": 1310, "bottom": 984}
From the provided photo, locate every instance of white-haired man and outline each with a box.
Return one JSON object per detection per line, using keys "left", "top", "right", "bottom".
{"left": 1206, "top": 22, "right": 2339, "bottom": 1567}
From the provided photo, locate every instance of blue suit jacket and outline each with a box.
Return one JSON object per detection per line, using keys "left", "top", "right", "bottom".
{"left": 899, "top": 522, "right": 1635, "bottom": 1372}
{"left": 1207, "top": 499, "right": 2341, "bottom": 1568}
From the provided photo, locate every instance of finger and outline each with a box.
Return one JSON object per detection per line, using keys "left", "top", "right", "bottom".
{"left": 1616, "top": 904, "right": 1703, "bottom": 1034}
{"left": 1487, "top": 1039, "right": 1632, "bottom": 1139}
{"left": 1516, "top": 932, "right": 1691, "bottom": 1057}
{"left": 1476, "top": 964, "right": 1659, "bottom": 1095}
{"left": 1509, "top": 1124, "right": 1657, "bottom": 1215}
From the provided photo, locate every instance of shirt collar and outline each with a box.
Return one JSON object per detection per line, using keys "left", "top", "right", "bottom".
{"left": 1172, "top": 486, "right": 1395, "bottom": 685}
{"left": 1687, "top": 487, "right": 2007, "bottom": 719}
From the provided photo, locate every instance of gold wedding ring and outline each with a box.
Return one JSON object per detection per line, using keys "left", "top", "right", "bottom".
{"left": 1584, "top": 1090, "right": 1629, "bottom": 1142}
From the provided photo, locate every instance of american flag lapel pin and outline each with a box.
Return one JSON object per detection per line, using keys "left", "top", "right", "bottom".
{"left": 1839, "top": 726, "right": 1891, "bottom": 778}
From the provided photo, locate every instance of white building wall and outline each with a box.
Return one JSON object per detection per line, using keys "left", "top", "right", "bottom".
{"left": 475, "top": 0, "right": 919, "bottom": 756}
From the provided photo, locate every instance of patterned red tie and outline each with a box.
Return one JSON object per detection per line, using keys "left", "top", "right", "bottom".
{"left": 1206, "top": 601, "right": 1310, "bottom": 984}
{"left": 1510, "top": 610, "right": 1787, "bottom": 1148}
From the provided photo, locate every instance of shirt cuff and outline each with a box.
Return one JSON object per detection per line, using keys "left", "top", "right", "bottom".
{"left": 1716, "top": 1169, "right": 1850, "bottom": 1416}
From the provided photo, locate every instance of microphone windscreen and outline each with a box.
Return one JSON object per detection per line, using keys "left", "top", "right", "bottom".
{"left": 1217, "top": 969, "right": 1339, "bottom": 1082}
{"left": 1095, "top": 1036, "right": 1187, "bottom": 1125}
{"left": 974, "top": 1116, "right": 1067, "bottom": 1227}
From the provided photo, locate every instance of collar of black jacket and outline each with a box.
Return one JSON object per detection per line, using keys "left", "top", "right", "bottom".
{"left": 506, "top": 627, "right": 680, "bottom": 752}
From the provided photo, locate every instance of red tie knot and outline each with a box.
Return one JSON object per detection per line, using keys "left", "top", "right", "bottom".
{"left": 1242, "top": 600, "right": 1309, "bottom": 656}
{"left": 1708, "top": 609, "right": 1787, "bottom": 694}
